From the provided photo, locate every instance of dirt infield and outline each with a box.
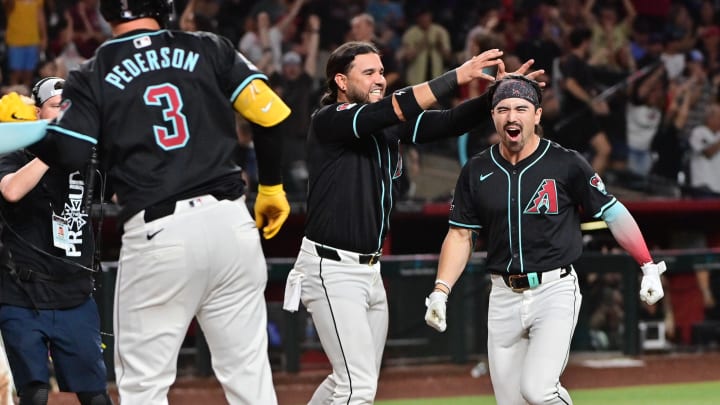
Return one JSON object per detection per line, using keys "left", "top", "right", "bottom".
{"left": 43, "top": 351, "right": 720, "bottom": 404}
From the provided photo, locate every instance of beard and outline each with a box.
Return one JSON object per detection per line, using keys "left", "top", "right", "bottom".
{"left": 345, "top": 86, "right": 371, "bottom": 104}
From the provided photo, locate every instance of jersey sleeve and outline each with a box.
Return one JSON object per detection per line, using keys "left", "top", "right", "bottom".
{"left": 30, "top": 69, "right": 98, "bottom": 171}
{"left": 0, "top": 151, "right": 27, "bottom": 181}
{"left": 398, "top": 94, "right": 491, "bottom": 145}
{"left": 448, "top": 162, "right": 482, "bottom": 229}
{"left": 567, "top": 150, "right": 617, "bottom": 218}
{"left": 208, "top": 33, "right": 289, "bottom": 127}
{"left": 312, "top": 98, "right": 403, "bottom": 143}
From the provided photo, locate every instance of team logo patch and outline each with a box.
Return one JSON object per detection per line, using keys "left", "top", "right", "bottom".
{"left": 589, "top": 173, "right": 607, "bottom": 195}
{"left": 336, "top": 103, "right": 357, "bottom": 111}
{"left": 55, "top": 99, "right": 72, "bottom": 123}
{"left": 524, "top": 179, "right": 559, "bottom": 214}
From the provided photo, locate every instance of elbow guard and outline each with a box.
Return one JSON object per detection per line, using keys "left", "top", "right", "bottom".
{"left": 233, "top": 79, "right": 291, "bottom": 127}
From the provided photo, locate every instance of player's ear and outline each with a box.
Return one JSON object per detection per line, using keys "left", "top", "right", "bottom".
{"left": 334, "top": 73, "right": 347, "bottom": 92}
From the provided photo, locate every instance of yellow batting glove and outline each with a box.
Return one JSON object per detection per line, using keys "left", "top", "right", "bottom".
{"left": 0, "top": 92, "right": 36, "bottom": 122}
{"left": 255, "top": 184, "right": 290, "bottom": 239}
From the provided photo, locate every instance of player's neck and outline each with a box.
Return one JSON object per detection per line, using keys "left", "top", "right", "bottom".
{"left": 499, "top": 135, "right": 540, "bottom": 165}
{"left": 111, "top": 18, "right": 162, "bottom": 37}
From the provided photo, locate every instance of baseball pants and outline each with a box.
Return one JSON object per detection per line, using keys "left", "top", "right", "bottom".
{"left": 487, "top": 267, "right": 582, "bottom": 405}
{"left": 116, "top": 195, "right": 276, "bottom": 405}
{"left": 295, "top": 237, "right": 388, "bottom": 404}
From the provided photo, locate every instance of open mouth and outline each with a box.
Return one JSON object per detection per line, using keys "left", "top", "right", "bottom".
{"left": 505, "top": 127, "right": 521, "bottom": 141}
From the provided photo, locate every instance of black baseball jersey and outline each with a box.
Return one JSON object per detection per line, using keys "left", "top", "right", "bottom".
{"left": 44, "top": 29, "right": 267, "bottom": 222}
{"left": 305, "top": 95, "right": 489, "bottom": 253}
{"left": 0, "top": 151, "right": 94, "bottom": 309}
{"left": 449, "top": 139, "right": 617, "bottom": 274}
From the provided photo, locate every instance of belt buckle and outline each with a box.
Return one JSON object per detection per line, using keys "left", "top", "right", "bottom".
{"left": 367, "top": 253, "right": 380, "bottom": 266}
{"left": 508, "top": 274, "right": 528, "bottom": 292}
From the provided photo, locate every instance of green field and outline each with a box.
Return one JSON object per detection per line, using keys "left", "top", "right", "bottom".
{"left": 375, "top": 381, "right": 720, "bottom": 405}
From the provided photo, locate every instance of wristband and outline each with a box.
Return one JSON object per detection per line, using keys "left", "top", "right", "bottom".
{"left": 435, "top": 279, "right": 452, "bottom": 294}
{"left": 392, "top": 86, "right": 423, "bottom": 119}
{"left": 428, "top": 69, "right": 458, "bottom": 100}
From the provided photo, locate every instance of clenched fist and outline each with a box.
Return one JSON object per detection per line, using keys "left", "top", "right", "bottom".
{"left": 425, "top": 291, "right": 448, "bottom": 332}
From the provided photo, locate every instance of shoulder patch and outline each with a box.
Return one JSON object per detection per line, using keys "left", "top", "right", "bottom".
{"left": 589, "top": 173, "right": 607, "bottom": 195}
{"left": 336, "top": 103, "right": 357, "bottom": 111}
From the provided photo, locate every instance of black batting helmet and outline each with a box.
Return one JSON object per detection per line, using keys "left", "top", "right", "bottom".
{"left": 100, "top": 0, "right": 173, "bottom": 25}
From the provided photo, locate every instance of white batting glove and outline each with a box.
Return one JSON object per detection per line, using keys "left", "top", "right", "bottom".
{"left": 640, "top": 261, "right": 667, "bottom": 305}
{"left": 425, "top": 291, "right": 448, "bottom": 332}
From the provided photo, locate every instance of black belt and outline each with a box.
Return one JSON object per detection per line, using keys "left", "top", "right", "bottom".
{"left": 499, "top": 265, "right": 572, "bottom": 291}
{"left": 143, "top": 194, "right": 224, "bottom": 223}
{"left": 315, "top": 245, "right": 382, "bottom": 266}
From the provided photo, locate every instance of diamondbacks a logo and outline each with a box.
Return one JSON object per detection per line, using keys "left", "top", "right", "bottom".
{"left": 589, "top": 173, "right": 607, "bottom": 195}
{"left": 524, "top": 179, "right": 559, "bottom": 214}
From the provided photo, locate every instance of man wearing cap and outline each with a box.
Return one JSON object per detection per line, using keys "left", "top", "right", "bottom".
{"left": 424, "top": 75, "right": 668, "bottom": 405}
{"left": 0, "top": 77, "right": 112, "bottom": 405}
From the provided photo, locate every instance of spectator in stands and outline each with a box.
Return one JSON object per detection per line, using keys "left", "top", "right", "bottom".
{"left": 349, "top": 13, "right": 401, "bottom": 92}
{"left": 625, "top": 63, "right": 667, "bottom": 176}
{"left": 400, "top": 7, "right": 452, "bottom": 102}
{"left": 651, "top": 72, "right": 694, "bottom": 183}
{"left": 44, "top": 0, "right": 73, "bottom": 59}
{"left": 179, "top": 0, "right": 218, "bottom": 33}
{"left": 679, "top": 50, "right": 717, "bottom": 139}
{"left": 3, "top": 0, "right": 47, "bottom": 87}
{"left": 687, "top": 103, "right": 720, "bottom": 197}
{"left": 660, "top": 27, "right": 689, "bottom": 81}
{"left": 365, "top": 0, "right": 405, "bottom": 51}
{"left": 269, "top": 15, "right": 321, "bottom": 197}
{"left": 263, "top": 0, "right": 306, "bottom": 74}
{"left": 556, "top": 27, "right": 612, "bottom": 175}
{"left": 583, "top": 0, "right": 636, "bottom": 73}
{"left": 463, "top": 6, "right": 501, "bottom": 60}
{"left": 69, "top": 0, "right": 109, "bottom": 59}
{"left": 514, "top": 9, "right": 562, "bottom": 77}
{"left": 238, "top": 12, "right": 274, "bottom": 73}
{"left": 697, "top": 25, "right": 720, "bottom": 75}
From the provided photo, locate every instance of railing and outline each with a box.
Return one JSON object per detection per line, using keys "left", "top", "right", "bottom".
{"left": 95, "top": 248, "right": 720, "bottom": 377}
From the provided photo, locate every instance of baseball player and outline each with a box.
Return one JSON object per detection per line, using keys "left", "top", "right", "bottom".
{"left": 0, "top": 78, "right": 112, "bottom": 405}
{"left": 0, "top": 0, "right": 293, "bottom": 403}
{"left": 424, "top": 75, "right": 667, "bottom": 405}
{"left": 282, "top": 42, "right": 545, "bottom": 404}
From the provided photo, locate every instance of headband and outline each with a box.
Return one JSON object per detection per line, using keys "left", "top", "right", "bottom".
{"left": 491, "top": 79, "right": 540, "bottom": 108}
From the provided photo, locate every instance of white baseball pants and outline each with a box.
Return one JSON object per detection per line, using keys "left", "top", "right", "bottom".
{"left": 487, "top": 268, "right": 582, "bottom": 405}
{"left": 294, "top": 237, "right": 388, "bottom": 404}
{"left": 115, "top": 195, "right": 276, "bottom": 405}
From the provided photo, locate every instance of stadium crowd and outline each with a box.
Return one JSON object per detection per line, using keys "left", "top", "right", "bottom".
{"left": 3, "top": 0, "right": 720, "bottom": 202}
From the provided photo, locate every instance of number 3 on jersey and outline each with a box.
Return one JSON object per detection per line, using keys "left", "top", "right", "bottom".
{"left": 144, "top": 83, "right": 190, "bottom": 150}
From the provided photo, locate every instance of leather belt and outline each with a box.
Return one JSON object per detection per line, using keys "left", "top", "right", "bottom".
{"left": 315, "top": 245, "right": 382, "bottom": 266}
{"left": 500, "top": 265, "right": 572, "bottom": 292}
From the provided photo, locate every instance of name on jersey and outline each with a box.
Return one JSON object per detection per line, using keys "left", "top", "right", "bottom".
{"left": 105, "top": 47, "right": 200, "bottom": 90}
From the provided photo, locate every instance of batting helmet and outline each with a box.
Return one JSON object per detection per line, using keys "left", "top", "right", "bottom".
{"left": 100, "top": 0, "right": 173, "bottom": 25}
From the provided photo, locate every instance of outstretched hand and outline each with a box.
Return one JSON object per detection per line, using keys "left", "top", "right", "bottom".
{"left": 496, "top": 58, "right": 546, "bottom": 87}
{"left": 455, "top": 49, "right": 504, "bottom": 85}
